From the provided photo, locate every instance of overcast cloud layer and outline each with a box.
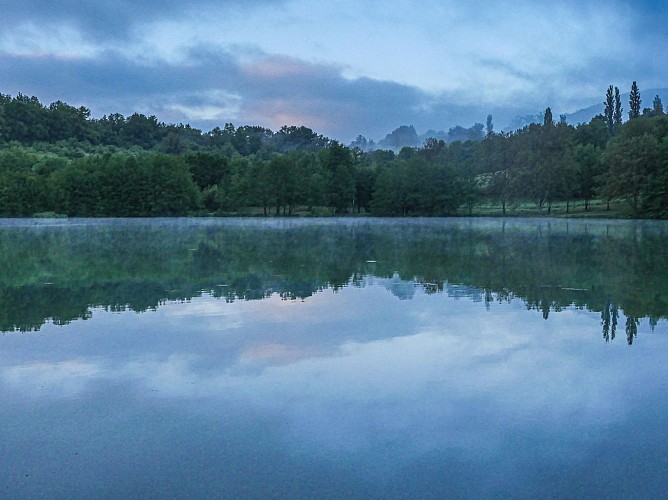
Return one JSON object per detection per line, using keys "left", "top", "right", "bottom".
{"left": 1, "top": 0, "right": 666, "bottom": 141}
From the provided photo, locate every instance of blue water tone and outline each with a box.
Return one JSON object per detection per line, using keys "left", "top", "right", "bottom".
{"left": 1, "top": 218, "right": 667, "bottom": 498}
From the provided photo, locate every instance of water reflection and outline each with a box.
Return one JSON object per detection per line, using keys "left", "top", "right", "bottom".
{"left": 3, "top": 288, "right": 668, "bottom": 497}
{"left": 1, "top": 218, "right": 666, "bottom": 344}
{"left": 2, "top": 219, "right": 668, "bottom": 497}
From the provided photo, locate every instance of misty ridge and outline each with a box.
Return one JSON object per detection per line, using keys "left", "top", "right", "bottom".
{"left": 352, "top": 123, "right": 486, "bottom": 153}
{"left": 359, "top": 87, "right": 668, "bottom": 152}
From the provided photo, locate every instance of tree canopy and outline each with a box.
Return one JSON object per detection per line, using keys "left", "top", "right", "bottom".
{"left": 0, "top": 88, "right": 667, "bottom": 219}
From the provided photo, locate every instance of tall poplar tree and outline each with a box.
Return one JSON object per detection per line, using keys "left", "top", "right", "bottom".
{"left": 604, "top": 85, "right": 614, "bottom": 135}
{"left": 613, "top": 86, "right": 623, "bottom": 131}
{"left": 629, "top": 81, "right": 641, "bottom": 119}
{"left": 652, "top": 95, "right": 664, "bottom": 115}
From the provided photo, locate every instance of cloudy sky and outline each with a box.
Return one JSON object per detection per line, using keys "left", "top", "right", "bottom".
{"left": 1, "top": 0, "right": 666, "bottom": 141}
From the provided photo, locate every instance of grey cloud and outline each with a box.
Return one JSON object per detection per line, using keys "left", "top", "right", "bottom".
{"left": 0, "top": 0, "right": 284, "bottom": 41}
{"left": 0, "top": 47, "right": 529, "bottom": 141}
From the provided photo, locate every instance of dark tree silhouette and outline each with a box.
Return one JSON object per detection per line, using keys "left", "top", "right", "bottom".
{"left": 604, "top": 85, "right": 615, "bottom": 134}
{"left": 629, "top": 81, "right": 641, "bottom": 119}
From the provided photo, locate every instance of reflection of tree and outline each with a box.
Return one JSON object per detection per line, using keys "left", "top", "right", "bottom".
{"left": 0, "top": 219, "right": 666, "bottom": 344}
{"left": 626, "top": 316, "right": 640, "bottom": 345}
{"left": 602, "top": 301, "right": 619, "bottom": 342}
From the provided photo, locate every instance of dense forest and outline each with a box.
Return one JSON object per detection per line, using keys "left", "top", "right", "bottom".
{"left": 0, "top": 83, "right": 667, "bottom": 218}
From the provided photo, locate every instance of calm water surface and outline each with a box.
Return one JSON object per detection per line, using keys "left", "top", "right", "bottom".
{"left": 1, "top": 218, "right": 667, "bottom": 498}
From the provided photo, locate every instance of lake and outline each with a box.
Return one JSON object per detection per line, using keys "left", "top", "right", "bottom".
{"left": 1, "top": 217, "right": 667, "bottom": 498}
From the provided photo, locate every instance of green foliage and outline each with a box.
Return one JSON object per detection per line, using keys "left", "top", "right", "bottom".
{"left": 272, "top": 125, "right": 328, "bottom": 152}
{"left": 321, "top": 141, "right": 355, "bottom": 213}
{"left": 575, "top": 117, "right": 608, "bottom": 149}
{"left": 185, "top": 152, "right": 229, "bottom": 190}
{"left": 601, "top": 134, "right": 659, "bottom": 213}
{"left": 614, "top": 87, "right": 623, "bottom": 131}
{"left": 370, "top": 142, "right": 462, "bottom": 216}
{"left": 653, "top": 95, "right": 665, "bottom": 116}
{"left": 0, "top": 90, "right": 667, "bottom": 219}
{"left": 629, "top": 81, "right": 642, "bottom": 120}
{"left": 604, "top": 86, "right": 615, "bottom": 135}
{"left": 573, "top": 144, "right": 603, "bottom": 210}
{"left": 641, "top": 137, "right": 668, "bottom": 217}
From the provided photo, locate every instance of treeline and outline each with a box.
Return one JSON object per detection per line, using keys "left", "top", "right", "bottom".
{"left": 0, "top": 88, "right": 667, "bottom": 217}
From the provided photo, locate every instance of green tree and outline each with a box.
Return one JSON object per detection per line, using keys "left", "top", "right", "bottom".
{"left": 95, "top": 113, "right": 126, "bottom": 146}
{"left": 629, "top": 81, "right": 641, "bottom": 120}
{"left": 233, "top": 126, "right": 272, "bottom": 155}
{"left": 226, "top": 156, "right": 255, "bottom": 212}
{"left": 652, "top": 95, "right": 664, "bottom": 116}
{"left": 575, "top": 116, "right": 609, "bottom": 149}
{"left": 353, "top": 154, "right": 376, "bottom": 213}
{"left": 321, "top": 141, "right": 354, "bottom": 213}
{"left": 573, "top": 144, "right": 602, "bottom": 210}
{"left": 481, "top": 133, "right": 515, "bottom": 214}
{"left": 601, "top": 133, "right": 658, "bottom": 213}
{"left": 48, "top": 101, "right": 93, "bottom": 142}
{"left": 273, "top": 125, "right": 328, "bottom": 153}
{"left": 52, "top": 161, "right": 100, "bottom": 216}
{"left": 122, "top": 113, "right": 164, "bottom": 149}
{"left": 246, "top": 159, "right": 273, "bottom": 215}
{"left": 641, "top": 136, "right": 668, "bottom": 217}
{"left": 185, "top": 152, "right": 229, "bottom": 190}
{"left": 2, "top": 94, "right": 50, "bottom": 142}
{"left": 448, "top": 140, "right": 479, "bottom": 214}
{"left": 604, "top": 85, "right": 615, "bottom": 135}
{"left": 614, "top": 86, "right": 623, "bottom": 132}
{"left": 370, "top": 162, "right": 409, "bottom": 215}
{"left": 145, "top": 154, "right": 201, "bottom": 215}
{"left": 267, "top": 153, "right": 299, "bottom": 215}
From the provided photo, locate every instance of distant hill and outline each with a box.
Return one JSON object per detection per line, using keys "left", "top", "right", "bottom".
{"left": 504, "top": 87, "right": 668, "bottom": 131}
{"left": 365, "top": 87, "right": 668, "bottom": 150}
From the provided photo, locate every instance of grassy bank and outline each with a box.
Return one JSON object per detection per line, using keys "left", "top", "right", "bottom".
{"left": 210, "top": 199, "right": 638, "bottom": 219}
{"left": 467, "top": 199, "right": 634, "bottom": 219}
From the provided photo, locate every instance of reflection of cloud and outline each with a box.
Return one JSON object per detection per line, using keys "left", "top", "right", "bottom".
{"left": 2, "top": 361, "right": 104, "bottom": 397}
{"left": 162, "top": 299, "right": 244, "bottom": 330}
{"left": 2, "top": 288, "right": 664, "bottom": 474}
{"left": 239, "top": 343, "right": 324, "bottom": 367}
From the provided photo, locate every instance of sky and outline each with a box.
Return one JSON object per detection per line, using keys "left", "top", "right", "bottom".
{"left": 1, "top": 0, "right": 666, "bottom": 142}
